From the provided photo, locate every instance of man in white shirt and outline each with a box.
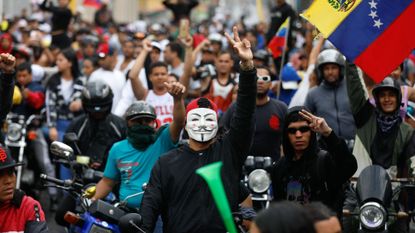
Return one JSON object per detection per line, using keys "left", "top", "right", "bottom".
{"left": 114, "top": 39, "right": 135, "bottom": 75}
{"left": 89, "top": 44, "right": 126, "bottom": 114}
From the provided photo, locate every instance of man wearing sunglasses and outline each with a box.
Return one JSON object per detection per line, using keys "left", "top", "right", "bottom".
{"left": 0, "top": 146, "right": 48, "bottom": 233}
{"left": 221, "top": 65, "right": 287, "bottom": 161}
{"left": 270, "top": 106, "right": 357, "bottom": 216}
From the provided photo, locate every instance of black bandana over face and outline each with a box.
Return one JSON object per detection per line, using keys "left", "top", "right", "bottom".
{"left": 127, "top": 125, "right": 156, "bottom": 151}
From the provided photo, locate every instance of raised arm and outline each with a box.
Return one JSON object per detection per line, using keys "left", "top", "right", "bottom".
{"left": 224, "top": 27, "right": 256, "bottom": 162}
{"left": 39, "top": 0, "right": 55, "bottom": 12}
{"left": 165, "top": 82, "right": 186, "bottom": 143}
{"left": 0, "top": 53, "right": 16, "bottom": 123}
{"left": 178, "top": 33, "right": 194, "bottom": 96}
{"left": 308, "top": 36, "right": 325, "bottom": 67}
{"left": 129, "top": 40, "right": 151, "bottom": 100}
{"left": 345, "top": 63, "right": 373, "bottom": 128}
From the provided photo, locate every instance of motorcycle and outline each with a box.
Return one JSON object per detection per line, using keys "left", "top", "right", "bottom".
{"left": 44, "top": 141, "right": 126, "bottom": 233}
{"left": 243, "top": 155, "right": 273, "bottom": 211}
{"left": 343, "top": 165, "right": 415, "bottom": 232}
{"left": 4, "top": 112, "right": 44, "bottom": 191}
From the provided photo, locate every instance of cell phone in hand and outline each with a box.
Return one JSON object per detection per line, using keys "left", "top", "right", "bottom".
{"left": 179, "top": 19, "right": 189, "bottom": 39}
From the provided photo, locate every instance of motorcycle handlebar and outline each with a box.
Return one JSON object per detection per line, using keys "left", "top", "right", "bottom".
{"left": 40, "top": 174, "right": 83, "bottom": 190}
{"left": 40, "top": 174, "right": 68, "bottom": 186}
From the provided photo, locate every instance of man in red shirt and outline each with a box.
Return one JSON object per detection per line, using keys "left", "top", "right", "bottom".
{"left": 0, "top": 146, "right": 48, "bottom": 233}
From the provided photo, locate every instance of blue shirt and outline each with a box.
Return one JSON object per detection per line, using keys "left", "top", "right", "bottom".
{"left": 104, "top": 125, "right": 176, "bottom": 208}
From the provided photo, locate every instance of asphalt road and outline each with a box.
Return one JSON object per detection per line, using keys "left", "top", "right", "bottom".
{"left": 38, "top": 191, "right": 66, "bottom": 233}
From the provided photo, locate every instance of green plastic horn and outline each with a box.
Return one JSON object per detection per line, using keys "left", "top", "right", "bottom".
{"left": 196, "top": 161, "right": 237, "bottom": 233}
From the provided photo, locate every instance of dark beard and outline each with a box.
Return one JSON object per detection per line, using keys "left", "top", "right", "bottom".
{"left": 257, "top": 92, "right": 268, "bottom": 99}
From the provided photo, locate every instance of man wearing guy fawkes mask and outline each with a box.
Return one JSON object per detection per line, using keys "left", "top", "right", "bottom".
{"left": 140, "top": 26, "right": 257, "bottom": 233}
{"left": 92, "top": 81, "right": 186, "bottom": 210}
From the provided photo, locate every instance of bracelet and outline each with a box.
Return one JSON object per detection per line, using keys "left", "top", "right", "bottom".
{"left": 239, "top": 60, "right": 254, "bottom": 71}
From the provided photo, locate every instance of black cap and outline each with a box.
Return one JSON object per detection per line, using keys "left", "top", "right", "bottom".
{"left": 0, "top": 146, "right": 24, "bottom": 171}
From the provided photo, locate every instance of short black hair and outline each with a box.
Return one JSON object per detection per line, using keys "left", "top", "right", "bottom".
{"left": 16, "top": 62, "right": 32, "bottom": 74}
{"left": 83, "top": 56, "right": 99, "bottom": 68}
{"left": 149, "top": 61, "right": 168, "bottom": 75}
{"left": 168, "top": 73, "right": 179, "bottom": 81}
{"left": 304, "top": 202, "right": 336, "bottom": 222}
{"left": 254, "top": 201, "right": 316, "bottom": 233}
{"left": 166, "top": 42, "right": 183, "bottom": 58}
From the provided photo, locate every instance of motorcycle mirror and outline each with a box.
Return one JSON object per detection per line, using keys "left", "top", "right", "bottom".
{"left": 50, "top": 141, "right": 74, "bottom": 159}
{"left": 64, "top": 132, "right": 79, "bottom": 142}
{"left": 119, "top": 213, "right": 143, "bottom": 233}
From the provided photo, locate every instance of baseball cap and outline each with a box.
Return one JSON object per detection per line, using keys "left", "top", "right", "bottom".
{"left": 97, "top": 43, "right": 116, "bottom": 59}
{"left": 0, "top": 146, "right": 24, "bottom": 171}
{"left": 185, "top": 97, "right": 218, "bottom": 117}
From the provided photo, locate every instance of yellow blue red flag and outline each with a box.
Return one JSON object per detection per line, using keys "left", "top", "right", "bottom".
{"left": 302, "top": 0, "right": 415, "bottom": 83}
{"left": 267, "top": 17, "right": 290, "bottom": 59}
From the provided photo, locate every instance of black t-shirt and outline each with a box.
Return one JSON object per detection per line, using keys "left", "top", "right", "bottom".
{"left": 220, "top": 99, "right": 287, "bottom": 161}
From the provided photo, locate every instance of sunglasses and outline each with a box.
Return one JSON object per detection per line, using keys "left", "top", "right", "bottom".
{"left": 257, "top": 75, "right": 271, "bottom": 82}
{"left": 287, "top": 126, "right": 311, "bottom": 134}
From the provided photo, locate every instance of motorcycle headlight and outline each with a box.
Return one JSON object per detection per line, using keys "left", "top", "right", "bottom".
{"left": 248, "top": 169, "right": 271, "bottom": 193}
{"left": 7, "top": 123, "right": 22, "bottom": 142}
{"left": 90, "top": 223, "right": 112, "bottom": 233}
{"left": 359, "top": 202, "right": 387, "bottom": 230}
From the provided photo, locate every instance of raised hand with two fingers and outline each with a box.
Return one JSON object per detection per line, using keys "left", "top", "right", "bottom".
{"left": 224, "top": 26, "right": 253, "bottom": 63}
{"left": 299, "top": 109, "right": 333, "bottom": 137}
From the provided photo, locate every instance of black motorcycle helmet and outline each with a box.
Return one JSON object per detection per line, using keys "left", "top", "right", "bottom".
{"left": 372, "top": 77, "right": 402, "bottom": 113}
{"left": 124, "top": 101, "right": 157, "bottom": 121}
{"left": 81, "top": 80, "right": 113, "bottom": 114}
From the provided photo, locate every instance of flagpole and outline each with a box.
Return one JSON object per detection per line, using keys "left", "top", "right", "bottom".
{"left": 276, "top": 17, "right": 290, "bottom": 100}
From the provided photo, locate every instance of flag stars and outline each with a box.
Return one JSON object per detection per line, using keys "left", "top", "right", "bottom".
{"left": 374, "top": 19, "right": 383, "bottom": 28}
{"left": 369, "top": 0, "right": 377, "bottom": 9}
{"left": 369, "top": 10, "right": 377, "bottom": 19}
{"left": 368, "top": 0, "right": 382, "bottom": 29}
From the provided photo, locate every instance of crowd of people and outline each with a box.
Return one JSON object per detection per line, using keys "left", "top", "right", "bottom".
{"left": 0, "top": 0, "right": 415, "bottom": 232}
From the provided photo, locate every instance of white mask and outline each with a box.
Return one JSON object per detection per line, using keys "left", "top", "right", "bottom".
{"left": 185, "top": 108, "right": 218, "bottom": 142}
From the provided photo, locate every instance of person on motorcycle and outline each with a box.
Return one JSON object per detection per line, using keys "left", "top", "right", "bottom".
{"left": 0, "top": 53, "right": 16, "bottom": 145}
{"left": 221, "top": 65, "right": 287, "bottom": 161}
{"left": 139, "top": 26, "right": 257, "bottom": 233}
{"left": 12, "top": 62, "right": 59, "bottom": 210}
{"left": 304, "top": 49, "right": 356, "bottom": 150}
{"left": 92, "top": 81, "right": 186, "bottom": 209}
{"left": 345, "top": 65, "right": 415, "bottom": 233}
{"left": 64, "top": 80, "right": 127, "bottom": 171}
{"left": 270, "top": 106, "right": 357, "bottom": 216}
{"left": 0, "top": 146, "right": 48, "bottom": 233}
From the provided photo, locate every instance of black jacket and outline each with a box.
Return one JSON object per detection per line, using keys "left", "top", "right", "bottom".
{"left": 265, "top": 2, "right": 297, "bottom": 44}
{"left": 0, "top": 72, "right": 15, "bottom": 144}
{"left": 64, "top": 114, "right": 127, "bottom": 170}
{"left": 140, "top": 68, "right": 257, "bottom": 233}
{"left": 271, "top": 107, "right": 357, "bottom": 213}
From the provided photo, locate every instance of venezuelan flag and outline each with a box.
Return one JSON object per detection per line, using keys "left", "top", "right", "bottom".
{"left": 302, "top": 0, "right": 415, "bottom": 83}
{"left": 267, "top": 17, "right": 290, "bottom": 59}
{"left": 83, "top": 0, "right": 102, "bottom": 9}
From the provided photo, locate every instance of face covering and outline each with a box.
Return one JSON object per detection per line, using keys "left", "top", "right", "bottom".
{"left": 127, "top": 125, "right": 156, "bottom": 150}
{"left": 185, "top": 108, "right": 218, "bottom": 142}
